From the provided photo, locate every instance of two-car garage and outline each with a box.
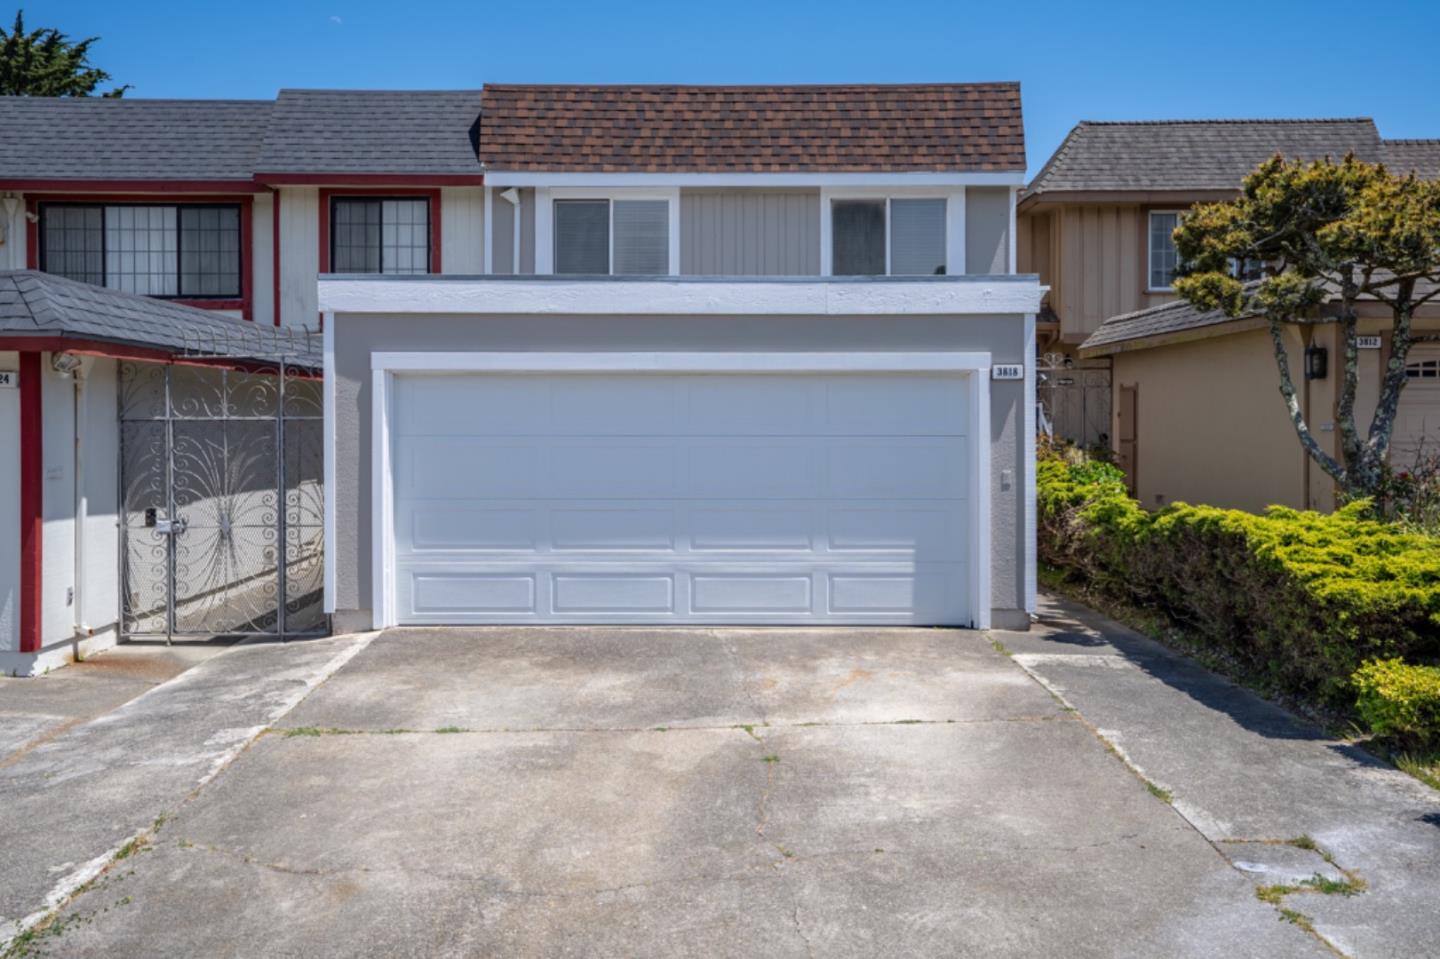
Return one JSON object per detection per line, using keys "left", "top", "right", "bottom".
{"left": 325, "top": 278, "right": 1041, "bottom": 634}
{"left": 386, "top": 363, "right": 984, "bottom": 626}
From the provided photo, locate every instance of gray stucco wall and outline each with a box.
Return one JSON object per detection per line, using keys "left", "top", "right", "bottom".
{"left": 331, "top": 312, "right": 1028, "bottom": 628}
{"left": 680, "top": 189, "right": 820, "bottom": 275}
{"left": 966, "top": 186, "right": 1012, "bottom": 275}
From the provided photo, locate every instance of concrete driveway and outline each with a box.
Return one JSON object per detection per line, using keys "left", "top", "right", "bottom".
{"left": 6, "top": 604, "right": 1438, "bottom": 957}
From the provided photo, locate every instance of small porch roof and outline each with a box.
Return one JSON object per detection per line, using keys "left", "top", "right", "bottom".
{"left": 0, "top": 271, "right": 319, "bottom": 368}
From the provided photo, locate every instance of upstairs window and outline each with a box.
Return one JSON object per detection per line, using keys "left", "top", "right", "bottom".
{"left": 832, "top": 198, "right": 947, "bottom": 276}
{"left": 553, "top": 198, "right": 670, "bottom": 275}
{"left": 40, "top": 203, "right": 242, "bottom": 298}
{"left": 331, "top": 197, "right": 430, "bottom": 274}
{"left": 1148, "top": 211, "right": 1181, "bottom": 290}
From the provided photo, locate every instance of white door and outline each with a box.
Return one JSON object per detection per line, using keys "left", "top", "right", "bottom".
{"left": 1395, "top": 346, "right": 1440, "bottom": 468}
{"left": 389, "top": 370, "right": 977, "bottom": 625}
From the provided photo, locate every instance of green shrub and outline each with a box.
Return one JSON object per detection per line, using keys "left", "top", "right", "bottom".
{"left": 1353, "top": 659, "right": 1440, "bottom": 746}
{"left": 1038, "top": 453, "right": 1440, "bottom": 708}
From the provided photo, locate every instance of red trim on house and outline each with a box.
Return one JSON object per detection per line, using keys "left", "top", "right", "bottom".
{"left": 271, "top": 189, "right": 282, "bottom": 327}
{"left": 317, "top": 187, "right": 443, "bottom": 274}
{"left": 18, "top": 352, "right": 42, "bottom": 654}
{"left": 254, "top": 173, "right": 483, "bottom": 187}
{"left": 0, "top": 336, "right": 315, "bottom": 375}
{"left": 0, "top": 179, "right": 263, "bottom": 194}
{"left": 24, "top": 193, "right": 255, "bottom": 321}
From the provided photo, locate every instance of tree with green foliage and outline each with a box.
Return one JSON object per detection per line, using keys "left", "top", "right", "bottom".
{"left": 1173, "top": 155, "right": 1440, "bottom": 501}
{"left": 0, "top": 9, "right": 127, "bottom": 96}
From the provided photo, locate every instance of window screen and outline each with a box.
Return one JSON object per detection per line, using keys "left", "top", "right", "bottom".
{"left": 331, "top": 198, "right": 429, "bottom": 275}
{"left": 1150, "top": 212, "right": 1181, "bottom": 289}
{"left": 889, "top": 199, "right": 947, "bottom": 275}
{"left": 613, "top": 200, "right": 669, "bottom": 274}
{"left": 832, "top": 200, "right": 886, "bottom": 275}
{"left": 554, "top": 199, "right": 610, "bottom": 274}
{"left": 41, "top": 204, "right": 240, "bottom": 298}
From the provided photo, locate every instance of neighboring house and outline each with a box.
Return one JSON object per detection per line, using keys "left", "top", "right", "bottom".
{"left": 0, "top": 82, "right": 1043, "bottom": 674}
{"left": 1018, "top": 118, "right": 1440, "bottom": 511}
{"left": 0, "top": 271, "right": 319, "bottom": 676}
{"left": 322, "top": 83, "right": 1041, "bottom": 633}
{"left": 0, "top": 90, "right": 486, "bottom": 328}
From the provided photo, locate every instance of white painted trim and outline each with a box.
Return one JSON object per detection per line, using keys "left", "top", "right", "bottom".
{"left": 970, "top": 366, "right": 993, "bottom": 630}
{"left": 949, "top": 189, "right": 966, "bottom": 277}
{"left": 370, "top": 369, "right": 396, "bottom": 629}
{"left": 1147, "top": 209, "right": 1183, "bottom": 292}
{"left": 483, "top": 171, "right": 1026, "bottom": 188}
{"left": 320, "top": 276, "right": 1045, "bottom": 316}
{"left": 534, "top": 188, "right": 553, "bottom": 274}
{"left": 482, "top": 188, "right": 494, "bottom": 274}
{"left": 322, "top": 312, "right": 337, "bottom": 613}
{"left": 818, "top": 187, "right": 834, "bottom": 277}
{"left": 1008, "top": 187, "right": 1018, "bottom": 274}
{"left": 371, "top": 350, "right": 993, "bottom": 373}
{"left": 366, "top": 351, "right": 995, "bottom": 630}
{"left": 1023, "top": 311, "right": 1037, "bottom": 615}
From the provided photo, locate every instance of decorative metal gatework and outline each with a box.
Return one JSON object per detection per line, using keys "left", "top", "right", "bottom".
{"left": 119, "top": 361, "right": 326, "bottom": 640}
{"left": 1038, "top": 353, "right": 1112, "bottom": 451}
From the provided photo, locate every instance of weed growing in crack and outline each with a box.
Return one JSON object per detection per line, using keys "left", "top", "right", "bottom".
{"left": 761, "top": 754, "right": 781, "bottom": 764}
{"left": 1287, "top": 835, "right": 1318, "bottom": 851}
{"left": 1145, "top": 782, "right": 1173, "bottom": 803}
{"left": 1278, "top": 907, "right": 1315, "bottom": 931}
{"left": 434, "top": 726, "right": 468, "bottom": 734}
{"left": 990, "top": 637, "right": 1013, "bottom": 657}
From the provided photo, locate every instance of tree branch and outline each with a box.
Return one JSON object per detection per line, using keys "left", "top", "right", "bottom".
{"left": 1267, "top": 315, "right": 1346, "bottom": 484}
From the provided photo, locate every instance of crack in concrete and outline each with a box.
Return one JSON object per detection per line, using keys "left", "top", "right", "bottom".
{"left": 270, "top": 715, "right": 1063, "bottom": 739}
{"left": 1004, "top": 641, "right": 1357, "bottom": 959}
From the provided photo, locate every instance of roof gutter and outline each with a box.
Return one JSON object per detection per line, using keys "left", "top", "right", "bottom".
{"left": 252, "top": 173, "right": 485, "bottom": 187}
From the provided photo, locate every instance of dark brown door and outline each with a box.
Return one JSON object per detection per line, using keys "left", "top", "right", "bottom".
{"left": 1116, "top": 384, "right": 1138, "bottom": 495}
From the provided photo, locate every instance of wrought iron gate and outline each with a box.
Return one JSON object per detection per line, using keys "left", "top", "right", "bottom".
{"left": 119, "top": 361, "right": 326, "bottom": 640}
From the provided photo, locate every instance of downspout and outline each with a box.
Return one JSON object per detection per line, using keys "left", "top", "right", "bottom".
{"left": 72, "top": 357, "right": 90, "bottom": 638}
{"left": 500, "top": 188, "right": 521, "bottom": 274}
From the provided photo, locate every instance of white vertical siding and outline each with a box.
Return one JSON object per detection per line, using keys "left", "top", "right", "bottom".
{"left": 441, "top": 187, "right": 485, "bottom": 275}
{"left": 79, "top": 358, "right": 119, "bottom": 633}
{"left": 0, "top": 197, "right": 25, "bottom": 271}
{"left": 0, "top": 351, "right": 17, "bottom": 653}
{"left": 278, "top": 187, "right": 320, "bottom": 328}
{"left": 252, "top": 192, "right": 276, "bottom": 325}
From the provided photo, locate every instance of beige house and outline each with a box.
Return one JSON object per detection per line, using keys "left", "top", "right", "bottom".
{"left": 1018, "top": 117, "right": 1440, "bottom": 511}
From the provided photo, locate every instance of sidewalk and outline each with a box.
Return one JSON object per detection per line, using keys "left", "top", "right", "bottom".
{"left": 995, "top": 594, "right": 1440, "bottom": 959}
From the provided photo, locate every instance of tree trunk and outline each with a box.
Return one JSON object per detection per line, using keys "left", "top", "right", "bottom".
{"left": 1362, "top": 279, "right": 1419, "bottom": 495}
{"left": 1267, "top": 316, "right": 1347, "bottom": 489}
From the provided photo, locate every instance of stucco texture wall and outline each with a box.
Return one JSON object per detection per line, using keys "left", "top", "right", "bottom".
{"left": 331, "top": 312, "right": 1030, "bottom": 628}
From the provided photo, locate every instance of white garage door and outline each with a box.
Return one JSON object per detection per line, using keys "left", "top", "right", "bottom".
{"left": 389, "top": 369, "right": 978, "bottom": 625}
{"left": 1395, "top": 346, "right": 1440, "bottom": 468}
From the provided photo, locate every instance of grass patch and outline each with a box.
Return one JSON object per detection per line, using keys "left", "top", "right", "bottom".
{"left": 761, "top": 754, "right": 780, "bottom": 764}
{"left": 282, "top": 726, "right": 357, "bottom": 738}
{"left": 112, "top": 836, "right": 149, "bottom": 862}
{"left": 1255, "top": 872, "right": 1366, "bottom": 906}
{"left": 434, "top": 726, "right": 468, "bottom": 734}
{"left": 1145, "top": 781, "right": 1173, "bottom": 803}
{"left": 1396, "top": 754, "right": 1440, "bottom": 791}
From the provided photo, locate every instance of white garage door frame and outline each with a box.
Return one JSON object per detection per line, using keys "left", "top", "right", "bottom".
{"left": 368, "top": 351, "right": 992, "bottom": 630}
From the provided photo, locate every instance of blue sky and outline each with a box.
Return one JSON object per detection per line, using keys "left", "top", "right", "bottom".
{"left": 27, "top": 0, "right": 1440, "bottom": 176}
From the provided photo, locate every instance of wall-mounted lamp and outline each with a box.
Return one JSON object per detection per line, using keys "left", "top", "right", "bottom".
{"left": 51, "top": 352, "right": 84, "bottom": 376}
{"left": 1304, "top": 344, "right": 1329, "bottom": 381}
{"left": 0, "top": 193, "right": 18, "bottom": 217}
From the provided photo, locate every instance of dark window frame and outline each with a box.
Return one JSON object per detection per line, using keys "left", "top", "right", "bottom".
{"left": 327, "top": 195, "right": 432, "bottom": 275}
{"left": 37, "top": 201, "right": 245, "bottom": 300}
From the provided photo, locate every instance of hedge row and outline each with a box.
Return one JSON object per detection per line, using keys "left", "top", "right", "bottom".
{"left": 1038, "top": 455, "right": 1440, "bottom": 720}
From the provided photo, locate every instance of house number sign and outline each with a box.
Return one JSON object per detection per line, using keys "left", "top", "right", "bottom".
{"left": 991, "top": 364, "right": 1025, "bottom": 381}
{"left": 0, "top": 371, "right": 17, "bottom": 389}
{"left": 1356, "top": 336, "right": 1382, "bottom": 350}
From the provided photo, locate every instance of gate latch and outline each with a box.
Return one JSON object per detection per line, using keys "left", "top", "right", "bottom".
{"left": 153, "top": 516, "right": 188, "bottom": 536}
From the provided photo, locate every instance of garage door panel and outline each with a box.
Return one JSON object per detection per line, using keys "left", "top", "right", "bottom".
{"left": 690, "top": 506, "right": 815, "bottom": 551}
{"left": 823, "top": 376, "right": 969, "bottom": 434}
{"left": 553, "top": 574, "right": 676, "bottom": 613}
{"left": 391, "top": 371, "right": 976, "bottom": 625}
{"left": 410, "top": 507, "right": 540, "bottom": 551}
{"left": 551, "top": 508, "right": 677, "bottom": 551}
{"left": 412, "top": 573, "right": 537, "bottom": 615}
{"left": 827, "top": 441, "right": 967, "bottom": 499}
{"left": 828, "top": 507, "right": 966, "bottom": 558}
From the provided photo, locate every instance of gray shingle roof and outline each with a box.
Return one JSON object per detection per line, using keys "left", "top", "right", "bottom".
{"left": 1078, "top": 296, "right": 1236, "bottom": 355}
{"left": 256, "top": 89, "right": 482, "bottom": 175}
{"left": 1382, "top": 139, "right": 1440, "bottom": 179}
{"left": 0, "top": 271, "right": 319, "bottom": 367}
{"left": 0, "top": 97, "right": 272, "bottom": 181}
{"left": 1025, "top": 119, "right": 1383, "bottom": 198}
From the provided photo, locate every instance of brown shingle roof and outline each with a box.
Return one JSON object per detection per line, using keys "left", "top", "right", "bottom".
{"left": 477, "top": 83, "right": 1025, "bottom": 173}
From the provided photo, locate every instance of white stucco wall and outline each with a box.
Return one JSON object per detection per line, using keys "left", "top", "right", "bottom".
{"left": 0, "top": 351, "right": 18, "bottom": 653}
